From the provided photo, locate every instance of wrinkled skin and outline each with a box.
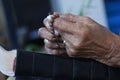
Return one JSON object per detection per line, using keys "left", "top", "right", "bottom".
{"left": 38, "top": 14, "right": 120, "bottom": 67}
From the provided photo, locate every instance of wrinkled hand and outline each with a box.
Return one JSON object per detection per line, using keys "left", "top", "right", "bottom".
{"left": 39, "top": 13, "right": 120, "bottom": 67}
{"left": 38, "top": 27, "right": 66, "bottom": 55}
{"left": 0, "top": 46, "right": 16, "bottom": 76}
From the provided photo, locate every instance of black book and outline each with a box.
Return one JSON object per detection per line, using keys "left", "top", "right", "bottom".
{"left": 15, "top": 50, "right": 120, "bottom": 80}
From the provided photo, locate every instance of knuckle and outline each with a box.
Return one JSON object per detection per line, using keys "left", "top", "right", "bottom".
{"left": 45, "top": 43, "right": 51, "bottom": 49}
{"left": 73, "top": 29, "right": 89, "bottom": 48}
{"left": 44, "top": 40, "right": 59, "bottom": 49}
{"left": 38, "top": 28, "right": 44, "bottom": 37}
{"left": 54, "top": 18, "right": 60, "bottom": 24}
{"left": 39, "top": 28, "right": 55, "bottom": 40}
{"left": 45, "top": 46, "right": 50, "bottom": 53}
{"left": 83, "top": 16, "right": 91, "bottom": 21}
{"left": 45, "top": 46, "right": 59, "bottom": 55}
{"left": 43, "top": 18, "right": 47, "bottom": 25}
{"left": 68, "top": 48, "right": 77, "bottom": 56}
{"left": 44, "top": 39, "right": 51, "bottom": 48}
{"left": 52, "top": 50, "right": 59, "bottom": 55}
{"left": 82, "top": 28, "right": 89, "bottom": 37}
{"left": 65, "top": 13, "right": 73, "bottom": 17}
{"left": 81, "top": 16, "right": 93, "bottom": 24}
{"left": 72, "top": 42, "right": 81, "bottom": 49}
{"left": 80, "top": 26, "right": 90, "bottom": 40}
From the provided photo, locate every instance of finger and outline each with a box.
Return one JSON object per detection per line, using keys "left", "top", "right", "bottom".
{"left": 60, "top": 31, "right": 79, "bottom": 48}
{"left": 60, "top": 14, "right": 94, "bottom": 24}
{"left": 43, "top": 16, "right": 54, "bottom": 32}
{"left": 38, "top": 27, "right": 57, "bottom": 41}
{"left": 45, "top": 47, "right": 66, "bottom": 55}
{"left": 59, "top": 14, "right": 81, "bottom": 22}
{"left": 43, "top": 15, "right": 60, "bottom": 36}
{"left": 53, "top": 18, "right": 76, "bottom": 33}
{"left": 44, "top": 39, "right": 65, "bottom": 49}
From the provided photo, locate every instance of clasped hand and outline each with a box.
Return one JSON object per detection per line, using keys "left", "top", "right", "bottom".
{"left": 38, "top": 13, "right": 120, "bottom": 67}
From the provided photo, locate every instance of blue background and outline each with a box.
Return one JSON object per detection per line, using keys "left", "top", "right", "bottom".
{"left": 105, "top": 0, "right": 120, "bottom": 35}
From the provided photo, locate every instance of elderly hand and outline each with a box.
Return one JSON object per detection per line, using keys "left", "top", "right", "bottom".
{"left": 39, "top": 13, "right": 120, "bottom": 67}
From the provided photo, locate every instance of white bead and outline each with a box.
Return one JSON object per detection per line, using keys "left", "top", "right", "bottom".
{"left": 54, "top": 28, "right": 59, "bottom": 36}
{"left": 46, "top": 15, "right": 54, "bottom": 21}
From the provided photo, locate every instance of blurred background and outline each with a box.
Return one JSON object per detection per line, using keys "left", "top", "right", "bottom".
{"left": 0, "top": 0, "right": 120, "bottom": 52}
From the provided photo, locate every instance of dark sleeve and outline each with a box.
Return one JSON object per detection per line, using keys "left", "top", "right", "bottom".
{"left": 15, "top": 50, "right": 120, "bottom": 80}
